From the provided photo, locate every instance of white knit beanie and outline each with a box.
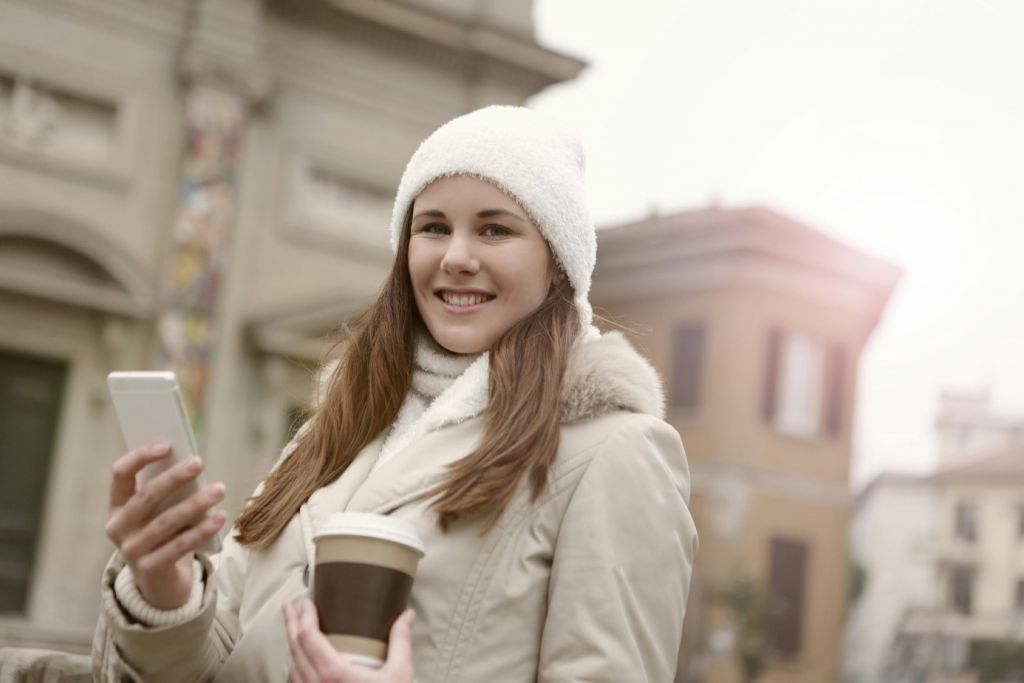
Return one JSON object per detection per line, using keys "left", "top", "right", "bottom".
{"left": 389, "top": 105, "right": 597, "bottom": 335}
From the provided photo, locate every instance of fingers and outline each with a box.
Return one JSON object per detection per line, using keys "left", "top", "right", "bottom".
{"left": 284, "top": 601, "right": 316, "bottom": 683}
{"left": 111, "top": 455, "right": 205, "bottom": 539}
{"left": 382, "top": 609, "right": 416, "bottom": 677}
{"left": 108, "top": 442, "right": 171, "bottom": 512}
{"left": 283, "top": 603, "right": 301, "bottom": 683}
{"left": 300, "top": 598, "right": 320, "bottom": 631}
{"left": 133, "top": 509, "right": 226, "bottom": 574}
{"left": 284, "top": 599, "right": 416, "bottom": 683}
{"left": 298, "top": 600, "right": 346, "bottom": 679}
{"left": 118, "top": 483, "right": 226, "bottom": 563}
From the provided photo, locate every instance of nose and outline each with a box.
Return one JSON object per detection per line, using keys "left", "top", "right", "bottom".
{"left": 440, "top": 231, "right": 479, "bottom": 275}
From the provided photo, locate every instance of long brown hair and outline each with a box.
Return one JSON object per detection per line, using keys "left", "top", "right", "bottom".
{"left": 234, "top": 219, "right": 581, "bottom": 548}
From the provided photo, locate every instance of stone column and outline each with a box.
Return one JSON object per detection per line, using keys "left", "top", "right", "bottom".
{"left": 156, "top": 0, "right": 271, "bottom": 440}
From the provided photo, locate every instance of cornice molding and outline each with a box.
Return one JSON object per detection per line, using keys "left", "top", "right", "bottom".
{"left": 690, "top": 460, "right": 853, "bottom": 509}
{"left": 594, "top": 248, "right": 887, "bottom": 318}
{"left": 273, "top": 0, "right": 584, "bottom": 95}
{"left": 245, "top": 294, "right": 370, "bottom": 361}
{"left": 594, "top": 207, "right": 902, "bottom": 327}
{"left": 266, "top": 20, "right": 461, "bottom": 128}
{"left": 6, "top": 0, "right": 190, "bottom": 49}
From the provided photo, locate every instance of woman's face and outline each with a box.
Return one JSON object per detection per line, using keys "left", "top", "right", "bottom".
{"left": 408, "top": 174, "right": 557, "bottom": 354}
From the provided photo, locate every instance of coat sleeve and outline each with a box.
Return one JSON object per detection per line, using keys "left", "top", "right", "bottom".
{"left": 537, "top": 415, "right": 698, "bottom": 683}
{"left": 91, "top": 527, "right": 250, "bottom": 683}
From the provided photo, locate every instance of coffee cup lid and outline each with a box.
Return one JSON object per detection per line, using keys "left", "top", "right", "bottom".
{"left": 313, "top": 512, "right": 425, "bottom": 556}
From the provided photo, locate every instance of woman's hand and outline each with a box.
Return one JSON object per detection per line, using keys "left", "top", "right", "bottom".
{"left": 284, "top": 599, "right": 415, "bottom": 683}
{"left": 104, "top": 442, "right": 227, "bottom": 609}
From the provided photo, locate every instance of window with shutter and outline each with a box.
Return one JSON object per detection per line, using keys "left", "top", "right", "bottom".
{"left": 763, "top": 328, "right": 846, "bottom": 440}
{"left": 766, "top": 536, "right": 809, "bottom": 657}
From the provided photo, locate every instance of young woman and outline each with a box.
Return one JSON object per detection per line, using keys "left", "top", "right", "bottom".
{"left": 94, "top": 105, "right": 698, "bottom": 683}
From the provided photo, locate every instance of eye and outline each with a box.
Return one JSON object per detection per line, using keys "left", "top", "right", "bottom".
{"left": 417, "top": 222, "right": 450, "bottom": 235}
{"left": 481, "top": 224, "right": 512, "bottom": 238}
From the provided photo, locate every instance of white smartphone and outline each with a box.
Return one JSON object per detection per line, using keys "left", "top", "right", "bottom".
{"left": 107, "top": 371, "right": 222, "bottom": 554}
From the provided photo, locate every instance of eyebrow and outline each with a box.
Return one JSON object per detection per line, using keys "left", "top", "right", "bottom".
{"left": 412, "top": 208, "right": 527, "bottom": 222}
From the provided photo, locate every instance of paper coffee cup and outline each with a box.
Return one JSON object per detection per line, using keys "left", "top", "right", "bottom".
{"left": 312, "top": 512, "right": 425, "bottom": 668}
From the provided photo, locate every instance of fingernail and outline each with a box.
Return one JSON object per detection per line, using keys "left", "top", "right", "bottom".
{"left": 153, "top": 442, "right": 171, "bottom": 454}
{"left": 189, "top": 456, "right": 203, "bottom": 470}
{"left": 212, "top": 482, "right": 226, "bottom": 496}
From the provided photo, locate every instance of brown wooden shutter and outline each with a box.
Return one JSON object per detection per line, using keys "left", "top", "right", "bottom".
{"left": 766, "top": 536, "right": 809, "bottom": 657}
{"left": 762, "top": 328, "right": 782, "bottom": 422}
{"left": 669, "top": 323, "right": 705, "bottom": 412}
{"left": 824, "top": 344, "right": 845, "bottom": 436}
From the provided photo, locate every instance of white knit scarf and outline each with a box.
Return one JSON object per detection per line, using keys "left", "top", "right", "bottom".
{"left": 373, "top": 335, "right": 488, "bottom": 471}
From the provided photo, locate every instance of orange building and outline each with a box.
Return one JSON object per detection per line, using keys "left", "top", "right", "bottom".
{"left": 592, "top": 206, "right": 901, "bottom": 683}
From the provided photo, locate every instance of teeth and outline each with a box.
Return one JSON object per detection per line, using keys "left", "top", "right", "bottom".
{"left": 441, "top": 291, "right": 491, "bottom": 307}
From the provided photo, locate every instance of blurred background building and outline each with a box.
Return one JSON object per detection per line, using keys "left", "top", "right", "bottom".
{"left": 845, "top": 396, "right": 1024, "bottom": 683}
{"left": 843, "top": 473, "right": 937, "bottom": 683}
{"left": 0, "top": 1, "right": 902, "bottom": 681}
{"left": 0, "top": 0, "right": 582, "bottom": 656}
{"left": 593, "top": 207, "right": 898, "bottom": 682}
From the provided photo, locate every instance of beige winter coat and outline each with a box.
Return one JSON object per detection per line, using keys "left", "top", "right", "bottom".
{"left": 92, "top": 332, "right": 698, "bottom": 682}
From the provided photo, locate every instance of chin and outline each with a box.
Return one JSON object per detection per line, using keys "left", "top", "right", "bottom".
{"left": 435, "top": 338, "right": 488, "bottom": 355}
{"left": 429, "top": 328, "right": 491, "bottom": 355}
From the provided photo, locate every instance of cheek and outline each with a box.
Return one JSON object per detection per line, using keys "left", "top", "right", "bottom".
{"left": 407, "top": 245, "right": 433, "bottom": 289}
{"left": 501, "top": 251, "right": 553, "bottom": 310}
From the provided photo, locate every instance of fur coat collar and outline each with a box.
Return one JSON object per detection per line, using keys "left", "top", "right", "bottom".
{"left": 369, "top": 330, "right": 665, "bottom": 467}
{"left": 311, "top": 330, "right": 666, "bottom": 464}
{"left": 561, "top": 330, "right": 665, "bottom": 422}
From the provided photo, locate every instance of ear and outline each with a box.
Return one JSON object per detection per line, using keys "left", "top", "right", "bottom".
{"left": 550, "top": 265, "right": 565, "bottom": 287}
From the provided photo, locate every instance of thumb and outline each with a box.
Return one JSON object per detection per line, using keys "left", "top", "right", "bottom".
{"left": 382, "top": 609, "right": 416, "bottom": 675}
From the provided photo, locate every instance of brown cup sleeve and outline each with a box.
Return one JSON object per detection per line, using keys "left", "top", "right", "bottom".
{"left": 313, "top": 561, "right": 414, "bottom": 643}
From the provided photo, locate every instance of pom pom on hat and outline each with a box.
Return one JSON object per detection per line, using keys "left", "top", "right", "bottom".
{"left": 389, "top": 105, "right": 597, "bottom": 333}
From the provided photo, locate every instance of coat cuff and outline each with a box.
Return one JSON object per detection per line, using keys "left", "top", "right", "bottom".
{"left": 113, "top": 559, "right": 204, "bottom": 627}
{"left": 99, "top": 551, "right": 219, "bottom": 677}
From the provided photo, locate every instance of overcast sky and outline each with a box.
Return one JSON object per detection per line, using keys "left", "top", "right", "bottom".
{"left": 529, "top": 0, "right": 1024, "bottom": 487}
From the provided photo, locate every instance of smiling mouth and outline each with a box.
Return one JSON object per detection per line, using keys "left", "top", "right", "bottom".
{"left": 435, "top": 290, "right": 496, "bottom": 308}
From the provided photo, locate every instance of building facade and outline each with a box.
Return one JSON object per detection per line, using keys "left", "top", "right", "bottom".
{"left": 842, "top": 475, "right": 938, "bottom": 683}
{"left": 0, "top": 0, "right": 581, "bottom": 651}
{"left": 880, "top": 449, "right": 1024, "bottom": 683}
{"left": 590, "top": 206, "right": 901, "bottom": 683}
{"left": 845, "top": 396, "right": 1024, "bottom": 683}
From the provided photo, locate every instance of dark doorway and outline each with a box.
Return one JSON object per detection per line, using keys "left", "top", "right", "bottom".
{"left": 0, "top": 349, "right": 67, "bottom": 613}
